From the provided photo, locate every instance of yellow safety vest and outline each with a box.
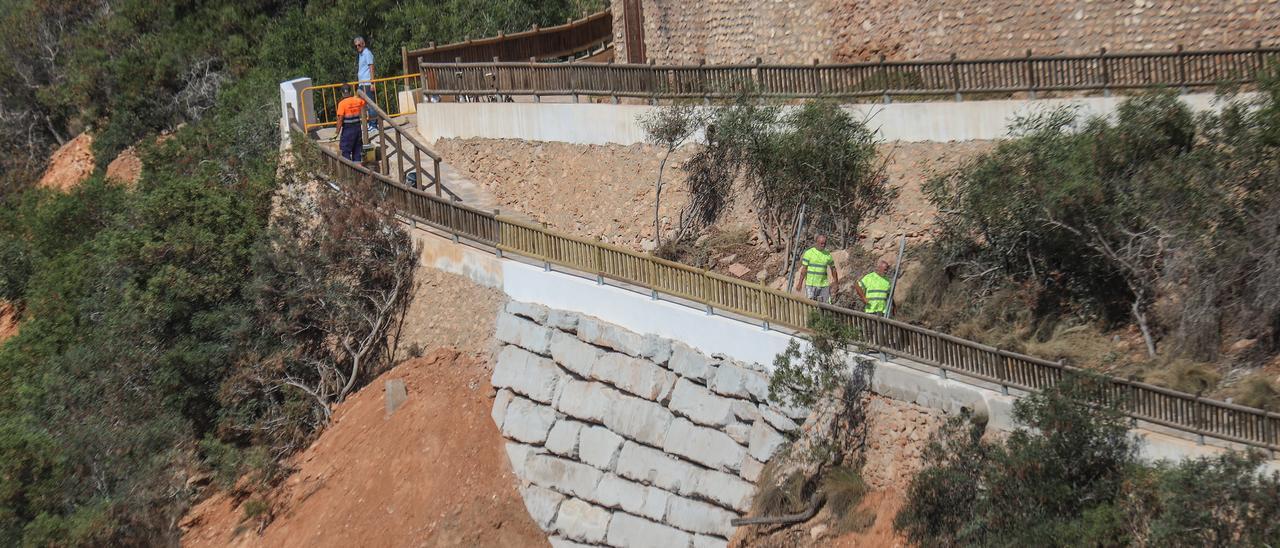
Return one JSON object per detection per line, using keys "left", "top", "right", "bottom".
{"left": 801, "top": 248, "right": 834, "bottom": 287}
{"left": 859, "top": 272, "right": 891, "bottom": 314}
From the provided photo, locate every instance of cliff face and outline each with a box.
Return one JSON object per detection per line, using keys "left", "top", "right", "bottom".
{"left": 612, "top": 0, "right": 1280, "bottom": 64}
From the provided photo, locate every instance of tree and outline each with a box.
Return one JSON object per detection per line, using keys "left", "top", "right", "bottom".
{"left": 221, "top": 164, "right": 419, "bottom": 454}
{"left": 676, "top": 99, "right": 896, "bottom": 254}
{"left": 638, "top": 104, "right": 705, "bottom": 247}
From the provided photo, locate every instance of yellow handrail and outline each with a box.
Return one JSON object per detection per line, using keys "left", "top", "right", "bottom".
{"left": 300, "top": 73, "right": 422, "bottom": 130}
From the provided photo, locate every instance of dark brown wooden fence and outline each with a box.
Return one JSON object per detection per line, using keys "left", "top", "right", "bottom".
{"left": 420, "top": 43, "right": 1278, "bottom": 100}
{"left": 287, "top": 108, "right": 1280, "bottom": 454}
{"left": 402, "top": 10, "right": 612, "bottom": 71}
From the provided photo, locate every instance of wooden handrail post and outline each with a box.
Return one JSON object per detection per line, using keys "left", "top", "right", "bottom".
{"left": 394, "top": 128, "right": 405, "bottom": 184}
{"left": 1099, "top": 47, "right": 1110, "bottom": 97}
{"left": 434, "top": 158, "right": 442, "bottom": 198}
{"left": 1254, "top": 40, "right": 1265, "bottom": 79}
{"left": 753, "top": 57, "right": 763, "bottom": 94}
{"left": 949, "top": 52, "right": 961, "bottom": 101}
{"left": 1176, "top": 44, "right": 1187, "bottom": 93}
{"left": 1024, "top": 49, "right": 1036, "bottom": 99}
{"left": 877, "top": 54, "right": 889, "bottom": 103}
{"left": 377, "top": 117, "right": 388, "bottom": 176}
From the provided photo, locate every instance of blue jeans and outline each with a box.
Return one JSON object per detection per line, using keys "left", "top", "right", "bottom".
{"left": 359, "top": 83, "right": 377, "bottom": 129}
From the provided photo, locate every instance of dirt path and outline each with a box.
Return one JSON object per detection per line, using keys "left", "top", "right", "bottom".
{"left": 180, "top": 348, "right": 543, "bottom": 547}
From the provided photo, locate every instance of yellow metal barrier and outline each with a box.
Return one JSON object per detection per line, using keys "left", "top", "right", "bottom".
{"left": 301, "top": 73, "right": 421, "bottom": 130}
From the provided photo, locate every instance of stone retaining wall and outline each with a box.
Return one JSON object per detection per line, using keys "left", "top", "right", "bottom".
{"left": 612, "top": 0, "right": 1279, "bottom": 65}
{"left": 490, "top": 301, "right": 808, "bottom": 547}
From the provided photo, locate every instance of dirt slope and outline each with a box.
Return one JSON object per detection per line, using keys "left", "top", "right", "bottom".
{"left": 36, "top": 133, "right": 96, "bottom": 191}
{"left": 180, "top": 348, "right": 544, "bottom": 548}
{"left": 0, "top": 301, "right": 18, "bottom": 345}
{"left": 432, "top": 138, "right": 992, "bottom": 257}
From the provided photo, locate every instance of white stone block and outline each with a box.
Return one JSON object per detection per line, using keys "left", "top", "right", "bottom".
{"left": 506, "top": 300, "right": 549, "bottom": 323}
{"left": 641, "top": 334, "right": 673, "bottom": 365}
{"left": 730, "top": 400, "right": 762, "bottom": 423}
{"left": 593, "top": 474, "right": 648, "bottom": 513}
{"left": 549, "top": 536, "right": 592, "bottom": 548}
{"left": 739, "top": 456, "right": 764, "bottom": 482}
{"left": 692, "top": 534, "right": 729, "bottom": 548}
{"left": 502, "top": 397, "right": 558, "bottom": 445}
{"left": 519, "top": 483, "right": 565, "bottom": 532}
{"left": 554, "top": 498, "right": 612, "bottom": 544}
{"left": 496, "top": 312, "right": 554, "bottom": 355}
{"left": 604, "top": 393, "right": 676, "bottom": 447}
{"left": 759, "top": 405, "right": 799, "bottom": 432}
{"left": 664, "top": 418, "right": 746, "bottom": 472}
{"left": 556, "top": 380, "right": 618, "bottom": 424}
{"left": 505, "top": 442, "right": 541, "bottom": 482}
{"left": 694, "top": 469, "right": 755, "bottom": 513}
{"left": 641, "top": 486, "right": 671, "bottom": 522}
{"left": 666, "top": 496, "right": 738, "bottom": 537}
{"left": 491, "top": 388, "right": 515, "bottom": 430}
{"left": 546, "top": 420, "right": 585, "bottom": 458}
{"left": 493, "top": 345, "right": 563, "bottom": 404}
{"left": 579, "top": 317, "right": 647, "bottom": 357}
{"left": 547, "top": 309, "right": 581, "bottom": 332}
{"left": 592, "top": 353, "right": 676, "bottom": 400}
{"left": 669, "top": 379, "right": 737, "bottom": 427}
{"left": 748, "top": 420, "right": 788, "bottom": 462}
{"left": 615, "top": 441, "right": 702, "bottom": 497}
{"left": 607, "top": 512, "right": 693, "bottom": 548}
{"left": 551, "top": 330, "right": 603, "bottom": 377}
{"left": 725, "top": 423, "right": 751, "bottom": 444}
{"left": 670, "top": 343, "right": 715, "bottom": 384}
{"left": 579, "top": 426, "right": 625, "bottom": 471}
{"left": 526, "top": 453, "right": 606, "bottom": 500}
{"left": 708, "top": 363, "right": 769, "bottom": 402}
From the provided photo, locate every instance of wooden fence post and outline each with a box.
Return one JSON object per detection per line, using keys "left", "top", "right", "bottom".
{"left": 1254, "top": 40, "right": 1265, "bottom": 79}
{"left": 878, "top": 54, "right": 889, "bottom": 103}
{"left": 949, "top": 52, "right": 961, "bottom": 101}
{"left": 1099, "top": 47, "right": 1110, "bottom": 97}
{"left": 753, "top": 57, "right": 763, "bottom": 94}
{"left": 1024, "top": 49, "right": 1036, "bottom": 99}
{"left": 1175, "top": 44, "right": 1187, "bottom": 93}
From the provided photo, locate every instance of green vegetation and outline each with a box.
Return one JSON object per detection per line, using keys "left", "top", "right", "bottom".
{"left": 0, "top": 0, "right": 597, "bottom": 544}
{"left": 894, "top": 379, "right": 1280, "bottom": 546}
{"left": 650, "top": 99, "right": 896, "bottom": 254}
{"left": 908, "top": 73, "right": 1280, "bottom": 398}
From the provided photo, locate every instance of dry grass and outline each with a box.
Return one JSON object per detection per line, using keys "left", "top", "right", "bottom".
{"left": 821, "top": 466, "right": 875, "bottom": 534}
{"left": 1224, "top": 373, "right": 1280, "bottom": 411}
{"left": 1142, "top": 359, "right": 1222, "bottom": 395}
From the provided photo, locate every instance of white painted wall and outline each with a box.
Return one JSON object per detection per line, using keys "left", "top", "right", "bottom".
{"left": 416, "top": 93, "right": 1230, "bottom": 145}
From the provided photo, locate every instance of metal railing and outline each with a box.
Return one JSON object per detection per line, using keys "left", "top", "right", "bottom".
{"left": 288, "top": 108, "right": 1280, "bottom": 454}
{"left": 403, "top": 10, "right": 613, "bottom": 69}
{"left": 301, "top": 73, "right": 422, "bottom": 130}
{"left": 420, "top": 43, "right": 1279, "bottom": 100}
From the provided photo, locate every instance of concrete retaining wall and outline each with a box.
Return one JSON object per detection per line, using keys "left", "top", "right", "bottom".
{"left": 491, "top": 301, "right": 808, "bottom": 547}
{"left": 416, "top": 93, "right": 1227, "bottom": 145}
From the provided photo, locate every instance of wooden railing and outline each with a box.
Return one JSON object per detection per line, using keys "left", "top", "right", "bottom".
{"left": 355, "top": 90, "right": 458, "bottom": 201}
{"left": 288, "top": 111, "right": 1280, "bottom": 453}
{"left": 420, "top": 43, "right": 1279, "bottom": 100}
{"left": 402, "top": 10, "right": 613, "bottom": 71}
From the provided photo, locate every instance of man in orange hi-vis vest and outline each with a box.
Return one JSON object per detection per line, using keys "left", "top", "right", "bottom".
{"left": 334, "top": 84, "right": 366, "bottom": 163}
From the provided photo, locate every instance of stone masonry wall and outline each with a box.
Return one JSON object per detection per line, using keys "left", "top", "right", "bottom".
{"left": 489, "top": 301, "right": 809, "bottom": 548}
{"left": 612, "top": 0, "right": 1279, "bottom": 64}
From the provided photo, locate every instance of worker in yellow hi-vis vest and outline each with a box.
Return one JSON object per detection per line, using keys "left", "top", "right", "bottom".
{"left": 794, "top": 235, "right": 839, "bottom": 304}
{"left": 857, "top": 259, "right": 893, "bottom": 315}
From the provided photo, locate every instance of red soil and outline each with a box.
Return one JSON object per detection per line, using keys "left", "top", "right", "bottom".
{"left": 180, "top": 348, "right": 544, "bottom": 547}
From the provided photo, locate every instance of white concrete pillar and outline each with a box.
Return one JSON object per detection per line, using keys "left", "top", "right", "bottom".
{"left": 278, "top": 77, "right": 313, "bottom": 149}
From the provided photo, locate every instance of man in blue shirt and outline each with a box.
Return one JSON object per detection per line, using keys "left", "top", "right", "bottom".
{"left": 354, "top": 36, "right": 376, "bottom": 133}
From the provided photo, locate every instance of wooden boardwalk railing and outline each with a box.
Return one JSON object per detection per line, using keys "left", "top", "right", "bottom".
{"left": 288, "top": 112, "right": 1280, "bottom": 454}
{"left": 402, "top": 10, "right": 612, "bottom": 71}
{"left": 420, "top": 43, "right": 1278, "bottom": 100}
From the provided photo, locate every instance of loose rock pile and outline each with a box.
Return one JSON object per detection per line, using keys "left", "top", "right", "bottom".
{"left": 491, "top": 301, "right": 808, "bottom": 547}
